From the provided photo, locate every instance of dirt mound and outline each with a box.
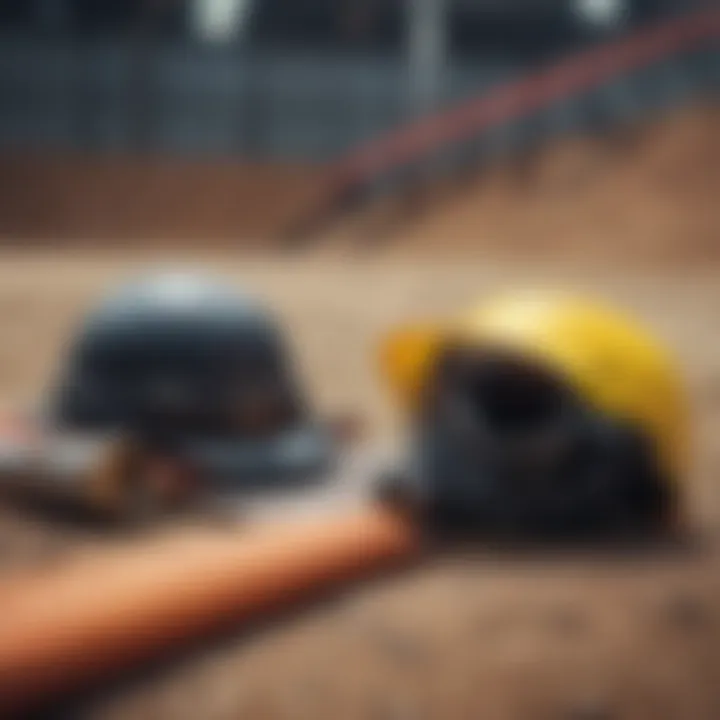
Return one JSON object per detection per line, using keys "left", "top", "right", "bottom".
{"left": 336, "top": 106, "right": 719, "bottom": 265}
{"left": 0, "top": 156, "right": 322, "bottom": 245}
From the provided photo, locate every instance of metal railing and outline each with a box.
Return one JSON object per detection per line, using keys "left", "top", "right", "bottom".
{"left": 326, "top": 5, "right": 719, "bottom": 204}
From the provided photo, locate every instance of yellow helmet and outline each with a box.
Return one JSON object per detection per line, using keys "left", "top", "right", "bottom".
{"left": 380, "top": 291, "right": 688, "bottom": 494}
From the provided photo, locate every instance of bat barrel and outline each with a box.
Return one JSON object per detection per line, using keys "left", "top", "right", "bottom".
{"left": 0, "top": 507, "right": 419, "bottom": 715}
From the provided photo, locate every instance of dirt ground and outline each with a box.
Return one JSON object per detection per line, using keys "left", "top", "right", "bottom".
{"left": 0, "top": 251, "right": 719, "bottom": 719}
{"left": 0, "top": 159, "right": 321, "bottom": 244}
{"left": 324, "top": 106, "right": 719, "bottom": 268}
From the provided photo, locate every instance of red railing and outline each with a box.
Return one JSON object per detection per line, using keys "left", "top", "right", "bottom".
{"left": 327, "top": 6, "right": 720, "bottom": 196}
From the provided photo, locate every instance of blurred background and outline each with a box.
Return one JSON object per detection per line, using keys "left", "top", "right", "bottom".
{"left": 0, "top": 0, "right": 716, "bottom": 250}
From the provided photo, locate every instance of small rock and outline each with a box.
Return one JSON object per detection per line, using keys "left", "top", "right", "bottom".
{"left": 662, "top": 593, "right": 709, "bottom": 631}
{"left": 369, "top": 627, "right": 429, "bottom": 667}
{"left": 563, "top": 695, "right": 616, "bottom": 720}
{"left": 367, "top": 696, "right": 426, "bottom": 720}
{"left": 547, "top": 606, "right": 588, "bottom": 636}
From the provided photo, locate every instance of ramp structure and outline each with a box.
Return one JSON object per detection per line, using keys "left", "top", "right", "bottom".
{"left": 290, "top": 6, "right": 719, "bottom": 242}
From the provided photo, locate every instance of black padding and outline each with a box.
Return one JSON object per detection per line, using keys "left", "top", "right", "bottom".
{"left": 396, "top": 349, "right": 673, "bottom": 539}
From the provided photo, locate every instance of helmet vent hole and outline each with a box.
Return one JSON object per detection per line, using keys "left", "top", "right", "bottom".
{"left": 432, "top": 351, "right": 570, "bottom": 437}
{"left": 467, "top": 357, "right": 567, "bottom": 435}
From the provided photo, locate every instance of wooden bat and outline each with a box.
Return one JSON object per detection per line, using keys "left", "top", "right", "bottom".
{"left": 0, "top": 507, "right": 420, "bottom": 716}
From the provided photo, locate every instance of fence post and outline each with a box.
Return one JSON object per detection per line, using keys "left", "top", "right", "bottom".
{"left": 127, "top": 0, "right": 168, "bottom": 152}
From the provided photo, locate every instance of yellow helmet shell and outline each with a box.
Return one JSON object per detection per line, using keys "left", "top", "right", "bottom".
{"left": 379, "top": 291, "right": 688, "bottom": 485}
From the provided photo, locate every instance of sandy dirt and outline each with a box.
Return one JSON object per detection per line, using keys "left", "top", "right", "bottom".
{"left": 0, "top": 252, "right": 719, "bottom": 719}
{"left": 325, "top": 106, "right": 720, "bottom": 267}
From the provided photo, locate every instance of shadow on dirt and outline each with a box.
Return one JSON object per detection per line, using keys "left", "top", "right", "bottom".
{"left": 432, "top": 528, "right": 710, "bottom": 567}
{"left": 0, "top": 491, "right": 123, "bottom": 534}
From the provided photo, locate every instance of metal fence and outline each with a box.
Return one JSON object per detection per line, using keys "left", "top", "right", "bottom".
{"left": 0, "top": 3, "right": 715, "bottom": 160}
{"left": 0, "top": 33, "right": 528, "bottom": 159}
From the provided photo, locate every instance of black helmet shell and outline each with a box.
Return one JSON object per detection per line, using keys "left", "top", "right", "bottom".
{"left": 51, "top": 272, "right": 297, "bottom": 437}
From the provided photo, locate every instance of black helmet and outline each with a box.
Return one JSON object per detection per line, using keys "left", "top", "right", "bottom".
{"left": 51, "top": 272, "right": 304, "bottom": 444}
